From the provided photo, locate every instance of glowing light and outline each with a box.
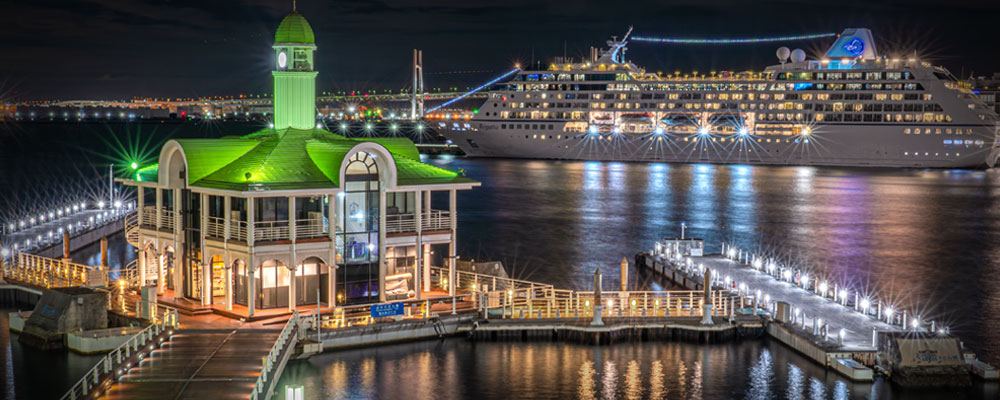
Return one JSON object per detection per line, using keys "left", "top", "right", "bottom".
{"left": 738, "top": 127, "right": 748, "bottom": 136}
{"left": 427, "top": 68, "right": 520, "bottom": 113}
{"left": 130, "top": 162, "right": 138, "bottom": 170}
{"left": 885, "top": 307, "right": 895, "bottom": 317}
{"left": 699, "top": 126, "right": 709, "bottom": 136}
{"left": 819, "top": 281, "right": 828, "bottom": 294}
{"left": 632, "top": 32, "right": 836, "bottom": 44}
{"left": 98, "top": 201, "right": 105, "bottom": 209}
{"left": 588, "top": 126, "right": 598, "bottom": 135}
{"left": 801, "top": 126, "right": 811, "bottom": 136}
{"left": 860, "top": 298, "right": 870, "bottom": 311}
{"left": 654, "top": 127, "right": 664, "bottom": 135}
{"left": 911, "top": 317, "right": 920, "bottom": 329}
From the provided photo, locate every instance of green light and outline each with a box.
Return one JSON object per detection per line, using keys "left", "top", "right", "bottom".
{"left": 131, "top": 162, "right": 138, "bottom": 170}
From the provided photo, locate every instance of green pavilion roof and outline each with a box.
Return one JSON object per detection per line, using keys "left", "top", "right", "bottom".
{"left": 274, "top": 11, "right": 315, "bottom": 44}
{"left": 135, "top": 128, "right": 476, "bottom": 191}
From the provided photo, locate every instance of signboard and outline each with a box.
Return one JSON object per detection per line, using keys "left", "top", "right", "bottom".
{"left": 370, "top": 302, "right": 404, "bottom": 318}
{"left": 897, "top": 338, "right": 963, "bottom": 367}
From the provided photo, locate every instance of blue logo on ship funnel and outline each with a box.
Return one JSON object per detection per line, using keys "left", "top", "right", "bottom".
{"left": 843, "top": 38, "right": 865, "bottom": 57}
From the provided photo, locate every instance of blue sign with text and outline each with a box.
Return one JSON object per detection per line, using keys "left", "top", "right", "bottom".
{"left": 370, "top": 302, "right": 404, "bottom": 318}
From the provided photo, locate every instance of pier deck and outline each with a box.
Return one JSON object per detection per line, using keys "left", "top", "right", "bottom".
{"left": 681, "top": 254, "right": 896, "bottom": 350}
{"left": 98, "top": 329, "right": 280, "bottom": 400}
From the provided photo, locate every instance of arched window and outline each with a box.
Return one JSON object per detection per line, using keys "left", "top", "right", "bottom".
{"left": 345, "top": 152, "right": 379, "bottom": 180}
{"left": 337, "top": 151, "right": 381, "bottom": 305}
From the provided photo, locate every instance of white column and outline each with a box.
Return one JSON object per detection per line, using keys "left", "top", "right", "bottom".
{"left": 328, "top": 194, "right": 336, "bottom": 306}
{"left": 156, "top": 244, "right": 165, "bottom": 295}
{"left": 247, "top": 261, "right": 256, "bottom": 317}
{"left": 224, "top": 196, "right": 231, "bottom": 240}
{"left": 155, "top": 188, "right": 162, "bottom": 229}
{"left": 247, "top": 198, "right": 256, "bottom": 317}
{"left": 288, "top": 265, "right": 296, "bottom": 311}
{"left": 378, "top": 189, "right": 387, "bottom": 303}
{"left": 289, "top": 196, "right": 296, "bottom": 242}
{"left": 224, "top": 256, "right": 233, "bottom": 311}
{"left": 414, "top": 189, "right": 423, "bottom": 298}
{"left": 137, "top": 187, "right": 144, "bottom": 227}
{"left": 201, "top": 193, "right": 210, "bottom": 306}
{"left": 289, "top": 196, "right": 297, "bottom": 311}
{"left": 173, "top": 188, "right": 182, "bottom": 295}
{"left": 138, "top": 245, "right": 147, "bottom": 287}
{"left": 449, "top": 189, "right": 457, "bottom": 296}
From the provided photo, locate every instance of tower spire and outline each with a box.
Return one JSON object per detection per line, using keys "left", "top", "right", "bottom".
{"left": 293, "top": 0, "right": 296, "bottom": 12}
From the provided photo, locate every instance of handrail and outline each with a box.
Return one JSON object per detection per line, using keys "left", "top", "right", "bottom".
{"left": 253, "top": 220, "right": 290, "bottom": 242}
{"left": 313, "top": 293, "right": 477, "bottom": 330}
{"left": 294, "top": 218, "right": 328, "bottom": 239}
{"left": 251, "top": 311, "right": 299, "bottom": 400}
{"left": 60, "top": 292, "right": 178, "bottom": 400}
{"left": 4, "top": 252, "right": 103, "bottom": 288}
{"left": 428, "top": 266, "right": 552, "bottom": 293}
{"left": 483, "top": 288, "right": 735, "bottom": 319}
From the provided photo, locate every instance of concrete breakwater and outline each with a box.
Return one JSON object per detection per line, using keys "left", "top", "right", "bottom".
{"left": 463, "top": 317, "right": 764, "bottom": 345}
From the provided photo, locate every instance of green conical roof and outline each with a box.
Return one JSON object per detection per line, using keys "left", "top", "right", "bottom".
{"left": 274, "top": 11, "right": 315, "bottom": 44}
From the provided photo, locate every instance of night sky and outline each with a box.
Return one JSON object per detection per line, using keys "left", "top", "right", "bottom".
{"left": 2, "top": 0, "right": 999, "bottom": 100}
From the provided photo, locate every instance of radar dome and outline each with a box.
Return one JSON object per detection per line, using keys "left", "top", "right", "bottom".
{"left": 790, "top": 49, "right": 806, "bottom": 63}
{"left": 776, "top": 47, "right": 790, "bottom": 63}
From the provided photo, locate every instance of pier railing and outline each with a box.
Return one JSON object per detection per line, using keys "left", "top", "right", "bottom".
{"left": 484, "top": 288, "right": 734, "bottom": 319}
{"left": 309, "top": 293, "right": 478, "bottom": 330}
{"left": 428, "top": 266, "right": 553, "bottom": 293}
{"left": 252, "top": 311, "right": 299, "bottom": 400}
{"left": 59, "top": 310, "right": 177, "bottom": 400}
{"left": 3, "top": 252, "right": 104, "bottom": 288}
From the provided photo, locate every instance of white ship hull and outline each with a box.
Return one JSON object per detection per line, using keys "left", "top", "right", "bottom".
{"left": 443, "top": 121, "right": 991, "bottom": 168}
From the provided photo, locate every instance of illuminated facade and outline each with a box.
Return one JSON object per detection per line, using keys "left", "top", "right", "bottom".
{"left": 120, "top": 11, "right": 478, "bottom": 315}
{"left": 441, "top": 28, "right": 1000, "bottom": 168}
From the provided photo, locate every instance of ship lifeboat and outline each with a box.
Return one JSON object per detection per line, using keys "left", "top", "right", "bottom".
{"left": 620, "top": 112, "right": 652, "bottom": 122}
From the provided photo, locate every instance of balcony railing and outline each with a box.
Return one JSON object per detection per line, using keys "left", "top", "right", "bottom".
{"left": 295, "top": 218, "right": 328, "bottom": 239}
{"left": 231, "top": 220, "right": 248, "bottom": 242}
{"left": 254, "top": 221, "right": 290, "bottom": 242}
{"left": 385, "top": 210, "right": 452, "bottom": 234}
{"left": 159, "top": 209, "right": 177, "bottom": 231}
{"left": 140, "top": 206, "right": 157, "bottom": 227}
{"left": 206, "top": 217, "right": 226, "bottom": 239}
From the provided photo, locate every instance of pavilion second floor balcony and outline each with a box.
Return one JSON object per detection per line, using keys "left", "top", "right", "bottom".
{"left": 385, "top": 210, "right": 452, "bottom": 234}
{"left": 139, "top": 206, "right": 451, "bottom": 244}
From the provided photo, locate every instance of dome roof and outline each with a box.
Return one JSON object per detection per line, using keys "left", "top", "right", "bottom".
{"left": 274, "top": 11, "right": 315, "bottom": 44}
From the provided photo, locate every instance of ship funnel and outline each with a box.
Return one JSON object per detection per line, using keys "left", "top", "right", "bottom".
{"left": 824, "top": 28, "right": 878, "bottom": 60}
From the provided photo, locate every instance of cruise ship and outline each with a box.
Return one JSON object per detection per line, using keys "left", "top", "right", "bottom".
{"left": 438, "top": 28, "right": 1000, "bottom": 168}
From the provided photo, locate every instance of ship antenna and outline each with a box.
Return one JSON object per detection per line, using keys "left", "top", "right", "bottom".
{"left": 293, "top": 0, "right": 297, "bottom": 11}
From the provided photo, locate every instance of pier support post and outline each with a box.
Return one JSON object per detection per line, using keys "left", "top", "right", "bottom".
{"left": 701, "top": 268, "right": 714, "bottom": 325}
{"left": 100, "top": 236, "right": 108, "bottom": 269}
{"left": 591, "top": 268, "right": 604, "bottom": 326}
{"left": 620, "top": 257, "right": 628, "bottom": 292}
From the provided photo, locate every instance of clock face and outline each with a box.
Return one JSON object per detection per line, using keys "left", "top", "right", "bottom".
{"left": 278, "top": 51, "right": 287, "bottom": 68}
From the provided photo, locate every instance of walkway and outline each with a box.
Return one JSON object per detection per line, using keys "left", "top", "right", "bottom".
{"left": 98, "top": 329, "right": 280, "bottom": 400}
{"left": 659, "top": 253, "right": 897, "bottom": 349}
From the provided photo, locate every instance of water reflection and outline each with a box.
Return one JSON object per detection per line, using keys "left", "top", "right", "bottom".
{"left": 275, "top": 338, "right": 996, "bottom": 400}
{"left": 452, "top": 159, "right": 1000, "bottom": 365}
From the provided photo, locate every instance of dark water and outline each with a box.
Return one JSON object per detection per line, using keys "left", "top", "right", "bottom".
{"left": 4, "top": 122, "right": 1000, "bottom": 398}
{"left": 275, "top": 339, "right": 997, "bottom": 400}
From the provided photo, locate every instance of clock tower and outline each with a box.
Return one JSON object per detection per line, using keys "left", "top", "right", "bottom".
{"left": 272, "top": 10, "right": 317, "bottom": 130}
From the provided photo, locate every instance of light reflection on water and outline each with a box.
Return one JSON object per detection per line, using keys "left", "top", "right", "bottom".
{"left": 275, "top": 338, "right": 998, "bottom": 399}
{"left": 443, "top": 159, "right": 1000, "bottom": 367}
